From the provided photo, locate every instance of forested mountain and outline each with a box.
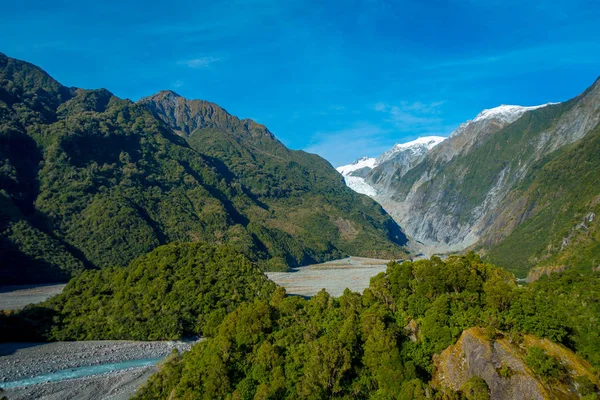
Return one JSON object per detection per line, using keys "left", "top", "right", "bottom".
{"left": 344, "top": 78, "right": 600, "bottom": 276}
{"left": 0, "top": 53, "right": 407, "bottom": 284}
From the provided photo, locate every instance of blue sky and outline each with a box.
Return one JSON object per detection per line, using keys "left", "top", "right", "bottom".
{"left": 2, "top": 0, "right": 599, "bottom": 166}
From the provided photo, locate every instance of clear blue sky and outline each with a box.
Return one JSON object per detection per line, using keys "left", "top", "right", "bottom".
{"left": 2, "top": 0, "right": 599, "bottom": 166}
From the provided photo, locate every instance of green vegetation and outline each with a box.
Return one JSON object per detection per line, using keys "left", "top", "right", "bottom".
{"left": 0, "top": 53, "right": 406, "bottom": 284}
{"left": 576, "top": 375, "right": 599, "bottom": 398}
{"left": 488, "top": 123, "right": 600, "bottom": 276}
{"left": 133, "top": 254, "right": 600, "bottom": 399}
{"left": 525, "top": 346, "right": 567, "bottom": 382}
{"left": 460, "top": 376, "right": 490, "bottom": 400}
{"left": 0, "top": 242, "right": 276, "bottom": 340}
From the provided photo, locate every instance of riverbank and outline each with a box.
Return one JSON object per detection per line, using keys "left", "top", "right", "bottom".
{"left": 0, "top": 340, "right": 196, "bottom": 399}
{"left": 2, "top": 365, "right": 156, "bottom": 400}
{"left": 0, "top": 340, "right": 194, "bottom": 383}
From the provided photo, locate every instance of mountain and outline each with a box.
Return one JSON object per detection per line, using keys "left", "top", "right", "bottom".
{"left": 340, "top": 78, "right": 600, "bottom": 276}
{"left": 336, "top": 136, "right": 445, "bottom": 196}
{"left": 0, "top": 53, "right": 407, "bottom": 284}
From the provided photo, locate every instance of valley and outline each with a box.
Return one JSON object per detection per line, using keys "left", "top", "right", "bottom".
{"left": 266, "top": 256, "right": 391, "bottom": 297}
{"left": 0, "top": 49, "right": 599, "bottom": 400}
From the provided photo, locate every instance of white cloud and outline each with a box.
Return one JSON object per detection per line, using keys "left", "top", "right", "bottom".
{"left": 178, "top": 56, "right": 222, "bottom": 68}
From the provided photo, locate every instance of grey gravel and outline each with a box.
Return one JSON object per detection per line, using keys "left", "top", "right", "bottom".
{"left": 0, "top": 340, "right": 194, "bottom": 383}
{"left": 3, "top": 365, "right": 157, "bottom": 400}
{"left": 0, "top": 284, "right": 66, "bottom": 311}
{"left": 267, "top": 256, "right": 391, "bottom": 297}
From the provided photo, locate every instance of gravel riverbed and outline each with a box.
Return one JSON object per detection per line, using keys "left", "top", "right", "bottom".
{"left": 0, "top": 284, "right": 66, "bottom": 311}
{"left": 2, "top": 365, "right": 157, "bottom": 400}
{"left": 0, "top": 340, "right": 194, "bottom": 383}
{"left": 267, "top": 256, "right": 391, "bottom": 297}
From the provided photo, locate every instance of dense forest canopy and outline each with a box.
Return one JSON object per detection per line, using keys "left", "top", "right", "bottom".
{"left": 133, "top": 253, "right": 600, "bottom": 399}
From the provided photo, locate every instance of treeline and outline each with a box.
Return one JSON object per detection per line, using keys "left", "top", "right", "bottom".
{"left": 133, "top": 254, "right": 600, "bottom": 399}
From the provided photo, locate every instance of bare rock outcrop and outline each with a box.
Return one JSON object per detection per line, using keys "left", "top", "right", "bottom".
{"left": 433, "top": 328, "right": 600, "bottom": 400}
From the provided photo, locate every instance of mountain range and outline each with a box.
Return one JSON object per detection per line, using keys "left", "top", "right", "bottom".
{"left": 2, "top": 53, "right": 600, "bottom": 400}
{"left": 338, "top": 80, "right": 600, "bottom": 277}
{"left": 0, "top": 52, "right": 407, "bottom": 284}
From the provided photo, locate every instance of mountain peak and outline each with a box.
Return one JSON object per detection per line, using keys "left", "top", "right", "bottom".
{"left": 157, "top": 89, "right": 181, "bottom": 98}
{"left": 144, "top": 90, "right": 183, "bottom": 102}
{"left": 473, "top": 103, "right": 555, "bottom": 124}
{"left": 376, "top": 136, "right": 446, "bottom": 165}
{"left": 391, "top": 136, "right": 446, "bottom": 151}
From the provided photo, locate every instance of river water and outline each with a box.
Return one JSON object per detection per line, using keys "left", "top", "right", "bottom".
{"left": 1, "top": 357, "right": 161, "bottom": 390}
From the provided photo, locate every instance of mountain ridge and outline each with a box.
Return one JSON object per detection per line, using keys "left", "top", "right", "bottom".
{"left": 0, "top": 53, "right": 408, "bottom": 284}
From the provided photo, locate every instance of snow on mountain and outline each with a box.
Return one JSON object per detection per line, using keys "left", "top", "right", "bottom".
{"left": 336, "top": 137, "right": 446, "bottom": 197}
{"left": 473, "top": 103, "right": 556, "bottom": 124}
{"left": 336, "top": 157, "right": 378, "bottom": 196}
{"left": 336, "top": 156, "right": 377, "bottom": 175}
{"left": 342, "top": 175, "right": 378, "bottom": 196}
{"left": 376, "top": 136, "right": 445, "bottom": 164}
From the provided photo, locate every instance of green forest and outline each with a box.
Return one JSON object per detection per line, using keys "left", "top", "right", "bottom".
{"left": 131, "top": 253, "right": 600, "bottom": 399}
{"left": 0, "top": 243, "right": 277, "bottom": 341}
{"left": 3, "top": 245, "right": 599, "bottom": 398}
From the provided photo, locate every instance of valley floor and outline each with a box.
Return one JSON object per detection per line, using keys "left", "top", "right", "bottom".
{"left": 266, "top": 256, "right": 391, "bottom": 297}
{"left": 0, "top": 284, "right": 67, "bottom": 311}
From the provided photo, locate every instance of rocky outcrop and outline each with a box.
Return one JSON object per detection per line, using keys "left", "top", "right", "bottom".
{"left": 526, "top": 265, "right": 570, "bottom": 283}
{"left": 433, "top": 328, "right": 600, "bottom": 400}
{"left": 139, "top": 90, "right": 276, "bottom": 142}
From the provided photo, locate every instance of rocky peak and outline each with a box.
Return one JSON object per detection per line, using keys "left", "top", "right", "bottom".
{"left": 473, "top": 103, "right": 556, "bottom": 124}
{"left": 376, "top": 136, "right": 445, "bottom": 165}
{"left": 138, "top": 92, "right": 276, "bottom": 141}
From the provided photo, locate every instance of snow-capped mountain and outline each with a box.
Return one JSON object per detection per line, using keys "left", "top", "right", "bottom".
{"left": 376, "top": 136, "right": 445, "bottom": 165}
{"left": 336, "top": 136, "right": 446, "bottom": 196}
{"left": 336, "top": 156, "right": 377, "bottom": 176}
{"left": 473, "top": 103, "right": 557, "bottom": 124}
{"left": 357, "top": 88, "right": 598, "bottom": 257}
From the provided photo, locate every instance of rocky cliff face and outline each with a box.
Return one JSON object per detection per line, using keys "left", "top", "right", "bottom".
{"left": 363, "top": 78, "right": 600, "bottom": 256}
{"left": 434, "top": 328, "right": 600, "bottom": 400}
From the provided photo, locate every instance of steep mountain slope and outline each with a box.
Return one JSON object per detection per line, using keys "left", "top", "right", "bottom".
{"left": 368, "top": 136, "right": 446, "bottom": 186}
{"left": 139, "top": 90, "right": 408, "bottom": 263}
{"left": 0, "top": 53, "right": 407, "bottom": 284}
{"left": 485, "top": 122, "right": 600, "bottom": 276}
{"left": 359, "top": 79, "right": 599, "bottom": 265}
